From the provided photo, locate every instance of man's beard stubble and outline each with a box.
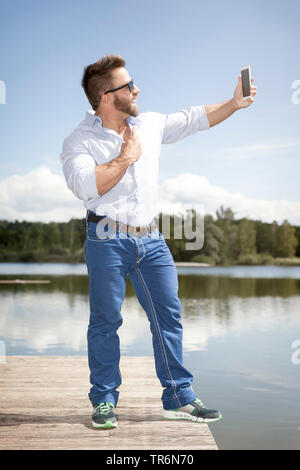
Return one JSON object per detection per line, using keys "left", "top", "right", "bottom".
{"left": 113, "top": 94, "right": 139, "bottom": 117}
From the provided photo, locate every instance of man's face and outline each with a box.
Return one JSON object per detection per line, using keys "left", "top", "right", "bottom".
{"left": 109, "top": 67, "right": 140, "bottom": 117}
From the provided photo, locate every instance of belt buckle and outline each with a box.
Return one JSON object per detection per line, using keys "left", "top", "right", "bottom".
{"left": 139, "top": 226, "right": 149, "bottom": 236}
{"left": 130, "top": 226, "right": 140, "bottom": 236}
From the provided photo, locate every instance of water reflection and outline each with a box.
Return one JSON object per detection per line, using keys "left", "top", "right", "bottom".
{"left": 2, "top": 273, "right": 300, "bottom": 298}
{"left": 177, "top": 275, "right": 300, "bottom": 300}
{"left": 1, "top": 273, "right": 300, "bottom": 355}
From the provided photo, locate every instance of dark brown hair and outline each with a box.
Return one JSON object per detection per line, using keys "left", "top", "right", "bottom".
{"left": 81, "top": 54, "right": 125, "bottom": 111}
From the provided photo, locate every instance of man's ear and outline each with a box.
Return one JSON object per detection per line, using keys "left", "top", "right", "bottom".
{"left": 96, "top": 93, "right": 107, "bottom": 113}
{"left": 101, "top": 93, "right": 112, "bottom": 106}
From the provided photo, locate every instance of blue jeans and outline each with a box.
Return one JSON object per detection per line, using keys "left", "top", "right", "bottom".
{"left": 84, "top": 211, "right": 196, "bottom": 410}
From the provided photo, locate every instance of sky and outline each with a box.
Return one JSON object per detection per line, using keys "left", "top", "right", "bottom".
{"left": 0, "top": 0, "right": 300, "bottom": 224}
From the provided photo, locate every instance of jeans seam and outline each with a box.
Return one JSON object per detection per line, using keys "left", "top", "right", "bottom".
{"left": 135, "top": 266, "right": 181, "bottom": 408}
{"left": 137, "top": 239, "right": 146, "bottom": 264}
{"left": 133, "top": 237, "right": 146, "bottom": 266}
{"left": 134, "top": 237, "right": 139, "bottom": 263}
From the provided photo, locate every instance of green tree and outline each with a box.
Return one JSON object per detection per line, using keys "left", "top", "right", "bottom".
{"left": 45, "top": 222, "right": 62, "bottom": 252}
{"left": 216, "top": 206, "right": 235, "bottom": 222}
{"left": 255, "top": 221, "right": 273, "bottom": 254}
{"left": 295, "top": 226, "right": 300, "bottom": 257}
{"left": 237, "top": 219, "right": 256, "bottom": 257}
{"left": 201, "top": 214, "right": 223, "bottom": 263}
{"left": 28, "top": 222, "right": 44, "bottom": 251}
{"left": 274, "top": 220, "right": 298, "bottom": 257}
{"left": 216, "top": 206, "right": 238, "bottom": 263}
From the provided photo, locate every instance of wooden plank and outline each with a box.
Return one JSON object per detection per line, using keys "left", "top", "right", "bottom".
{"left": 0, "top": 356, "right": 218, "bottom": 450}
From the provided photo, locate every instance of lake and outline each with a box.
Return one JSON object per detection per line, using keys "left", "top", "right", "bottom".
{"left": 0, "top": 263, "right": 300, "bottom": 450}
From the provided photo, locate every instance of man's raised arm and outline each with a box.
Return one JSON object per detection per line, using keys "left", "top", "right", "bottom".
{"left": 161, "top": 75, "right": 257, "bottom": 144}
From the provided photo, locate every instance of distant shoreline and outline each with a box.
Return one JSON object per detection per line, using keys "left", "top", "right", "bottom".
{"left": 1, "top": 259, "right": 300, "bottom": 267}
{"left": 175, "top": 262, "right": 211, "bottom": 267}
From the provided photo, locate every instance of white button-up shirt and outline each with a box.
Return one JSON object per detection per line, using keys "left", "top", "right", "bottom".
{"left": 60, "top": 106, "right": 210, "bottom": 226}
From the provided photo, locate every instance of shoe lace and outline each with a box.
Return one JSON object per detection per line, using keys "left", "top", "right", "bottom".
{"left": 95, "top": 402, "right": 114, "bottom": 414}
{"left": 194, "top": 398, "right": 205, "bottom": 408}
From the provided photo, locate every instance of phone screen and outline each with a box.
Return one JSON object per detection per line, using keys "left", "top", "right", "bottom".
{"left": 241, "top": 68, "right": 250, "bottom": 97}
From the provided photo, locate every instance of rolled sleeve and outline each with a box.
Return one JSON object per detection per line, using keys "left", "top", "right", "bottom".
{"left": 70, "top": 164, "right": 98, "bottom": 200}
{"left": 161, "top": 105, "right": 210, "bottom": 144}
{"left": 60, "top": 137, "right": 99, "bottom": 201}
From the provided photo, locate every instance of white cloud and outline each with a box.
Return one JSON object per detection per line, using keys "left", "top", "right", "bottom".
{"left": 0, "top": 166, "right": 300, "bottom": 225}
{"left": 225, "top": 141, "right": 300, "bottom": 155}
{"left": 158, "top": 173, "right": 300, "bottom": 225}
{"left": 0, "top": 166, "right": 85, "bottom": 222}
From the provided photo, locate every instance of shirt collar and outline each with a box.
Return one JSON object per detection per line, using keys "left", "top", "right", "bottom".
{"left": 85, "top": 110, "right": 135, "bottom": 128}
{"left": 85, "top": 110, "right": 101, "bottom": 128}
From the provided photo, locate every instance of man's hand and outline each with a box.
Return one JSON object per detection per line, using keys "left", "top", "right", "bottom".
{"left": 94, "top": 126, "right": 142, "bottom": 196}
{"left": 119, "top": 125, "right": 142, "bottom": 164}
{"left": 204, "top": 74, "right": 257, "bottom": 127}
{"left": 232, "top": 75, "right": 257, "bottom": 109}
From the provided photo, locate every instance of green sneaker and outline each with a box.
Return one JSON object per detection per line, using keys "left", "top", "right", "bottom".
{"left": 163, "top": 398, "right": 222, "bottom": 423}
{"left": 92, "top": 402, "right": 118, "bottom": 429}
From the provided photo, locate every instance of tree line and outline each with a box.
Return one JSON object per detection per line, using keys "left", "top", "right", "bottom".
{"left": 0, "top": 206, "right": 299, "bottom": 265}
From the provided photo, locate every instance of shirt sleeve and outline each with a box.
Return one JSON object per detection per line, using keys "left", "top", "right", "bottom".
{"left": 59, "top": 135, "right": 99, "bottom": 201}
{"left": 161, "top": 105, "right": 210, "bottom": 144}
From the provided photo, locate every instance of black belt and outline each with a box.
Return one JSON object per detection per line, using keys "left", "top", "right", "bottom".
{"left": 87, "top": 212, "right": 157, "bottom": 235}
{"left": 87, "top": 213, "right": 108, "bottom": 224}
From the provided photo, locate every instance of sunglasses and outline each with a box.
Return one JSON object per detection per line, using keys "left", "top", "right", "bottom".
{"left": 104, "top": 79, "right": 134, "bottom": 95}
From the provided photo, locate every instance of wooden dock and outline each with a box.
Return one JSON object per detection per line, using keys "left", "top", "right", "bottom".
{"left": 0, "top": 356, "right": 218, "bottom": 450}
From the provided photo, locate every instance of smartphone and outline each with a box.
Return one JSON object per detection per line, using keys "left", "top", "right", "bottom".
{"left": 240, "top": 66, "right": 251, "bottom": 100}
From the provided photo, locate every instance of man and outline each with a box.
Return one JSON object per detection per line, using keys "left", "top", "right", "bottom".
{"left": 60, "top": 55, "right": 256, "bottom": 429}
